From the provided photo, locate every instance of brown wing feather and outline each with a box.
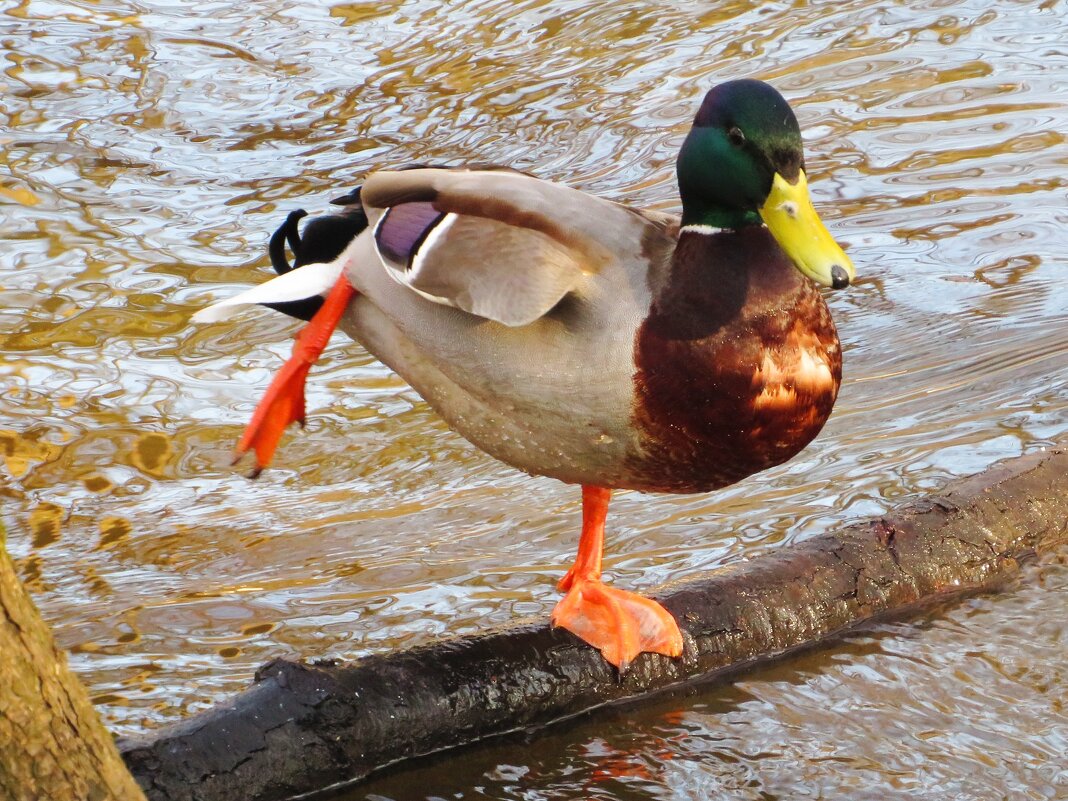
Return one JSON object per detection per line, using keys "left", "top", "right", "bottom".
{"left": 362, "top": 167, "right": 634, "bottom": 268}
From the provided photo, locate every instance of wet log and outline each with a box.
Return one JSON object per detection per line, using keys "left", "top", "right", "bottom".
{"left": 0, "top": 524, "right": 148, "bottom": 801}
{"left": 119, "top": 443, "right": 1068, "bottom": 801}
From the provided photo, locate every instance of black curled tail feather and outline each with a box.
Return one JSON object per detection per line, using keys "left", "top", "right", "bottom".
{"left": 269, "top": 210, "right": 308, "bottom": 277}
{"left": 263, "top": 190, "right": 369, "bottom": 321}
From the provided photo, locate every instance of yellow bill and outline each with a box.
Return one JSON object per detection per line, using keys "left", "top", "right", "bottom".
{"left": 759, "top": 170, "right": 854, "bottom": 289}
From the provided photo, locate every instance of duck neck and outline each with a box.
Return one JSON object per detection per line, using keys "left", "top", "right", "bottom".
{"left": 679, "top": 200, "right": 761, "bottom": 232}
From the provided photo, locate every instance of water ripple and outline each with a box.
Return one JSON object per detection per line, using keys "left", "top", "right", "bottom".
{"left": 2, "top": 1, "right": 1067, "bottom": 795}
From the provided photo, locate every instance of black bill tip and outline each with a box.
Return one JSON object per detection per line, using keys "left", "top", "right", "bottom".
{"left": 830, "top": 264, "right": 850, "bottom": 290}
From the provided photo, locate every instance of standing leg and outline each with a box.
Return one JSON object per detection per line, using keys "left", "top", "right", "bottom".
{"left": 551, "top": 485, "right": 684, "bottom": 671}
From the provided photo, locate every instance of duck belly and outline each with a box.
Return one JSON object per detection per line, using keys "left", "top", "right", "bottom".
{"left": 338, "top": 293, "right": 647, "bottom": 489}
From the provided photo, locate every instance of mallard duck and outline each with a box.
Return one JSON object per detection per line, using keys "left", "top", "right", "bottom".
{"left": 195, "top": 79, "right": 855, "bottom": 671}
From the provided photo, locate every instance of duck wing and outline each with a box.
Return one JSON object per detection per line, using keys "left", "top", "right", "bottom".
{"left": 359, "top": 166, "right": 674, "bottom": 327}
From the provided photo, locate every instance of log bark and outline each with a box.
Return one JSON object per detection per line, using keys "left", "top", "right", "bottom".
{"left": 0, "top": 524, "right": 148, "bottom": 801}
{"left": 120, "top": 443, "right": 1068, "bottom": 801}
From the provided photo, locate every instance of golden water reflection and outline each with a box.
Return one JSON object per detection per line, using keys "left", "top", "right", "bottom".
{"left": 2, "top": 0, "right": 1067, "bottom": 796}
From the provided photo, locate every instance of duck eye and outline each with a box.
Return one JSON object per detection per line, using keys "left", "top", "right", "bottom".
{"left": 728, "top": 126, "right": 746, "bottom": 146}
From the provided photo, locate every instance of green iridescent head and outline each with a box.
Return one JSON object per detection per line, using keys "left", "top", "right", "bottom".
{"left": 677, "top": 79, "right": 854, "bottom": 289}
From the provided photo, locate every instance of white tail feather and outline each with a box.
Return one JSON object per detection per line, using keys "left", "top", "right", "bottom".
{"left": 191, "top": 259, "right": 344, "bottom": 323}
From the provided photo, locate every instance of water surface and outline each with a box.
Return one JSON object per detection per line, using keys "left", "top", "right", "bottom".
{"left": 2, "top": 0, "right": 1066, "bottom": 796}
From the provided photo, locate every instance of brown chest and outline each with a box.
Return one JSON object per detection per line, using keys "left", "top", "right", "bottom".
{"left": 627, "top": 228, "right": 842, "bottom": 493}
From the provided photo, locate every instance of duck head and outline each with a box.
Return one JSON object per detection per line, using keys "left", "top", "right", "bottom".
{"left": 677, "top": 79, "right": 855, "bottom": 289}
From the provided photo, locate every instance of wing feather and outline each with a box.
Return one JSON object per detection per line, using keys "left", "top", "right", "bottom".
{"left": 361, "top": 167, "right": 662, "bottom": 326}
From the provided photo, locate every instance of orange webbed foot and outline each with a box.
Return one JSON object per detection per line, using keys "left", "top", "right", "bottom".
{"left": 552, "top": 485, "right": 684, "bottom": 671}
{"left": 551, "top": 576, "right": 683, "bottom": 672}
{"left": 233, "top": 275, "right": 356, "bottom": 476}
{"left": 233, "top": 353, "right": 313, "bottom": 476}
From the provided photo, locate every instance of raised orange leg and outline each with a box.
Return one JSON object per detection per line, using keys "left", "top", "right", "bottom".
{"left": 234, "top": 275, "right": 357, "bottom": 476}
{"left": 551, "top": 486, "right": 684, "bottom": 671}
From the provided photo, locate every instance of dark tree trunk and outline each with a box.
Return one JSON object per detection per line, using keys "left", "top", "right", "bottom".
{"left": 120, "top": 443, "right": 1068, "bottom": 801}
{"left": 0, "top": 525, "right": 148, "bottom": 801}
